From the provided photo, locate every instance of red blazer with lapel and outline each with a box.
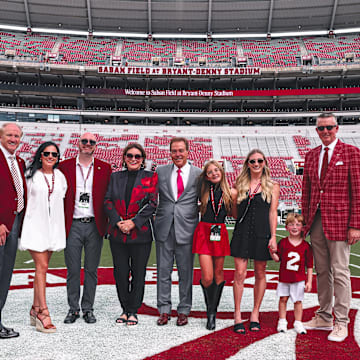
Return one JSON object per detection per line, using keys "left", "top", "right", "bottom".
{"left": 0, "top": 149, "right": 27, "bottom": 232}
{"left": 104, "top": 169, "right": 158, "bottom": 244}
{"left": 59, "top": 157, "right": 112, "bottom": 238}
{"left": 302, "top": 140, "right": 360, "bottom": 241}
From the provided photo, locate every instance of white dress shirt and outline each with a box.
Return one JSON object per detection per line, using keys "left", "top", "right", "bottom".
{"left": 318, "top": 138, "right": 338, "bottom": 179}
{"left": 171, "top": 161, "right": 191, "bottom": 200}
{"left": 73, "top": 156, "right": 95, "bottom": 218}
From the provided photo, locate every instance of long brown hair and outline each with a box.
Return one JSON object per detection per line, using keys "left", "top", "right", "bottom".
{"left": 234, "top": 149, "right": 273, "bottom": 204}
{"left": 199, "top": 160, "right": 232, "bottom": 216}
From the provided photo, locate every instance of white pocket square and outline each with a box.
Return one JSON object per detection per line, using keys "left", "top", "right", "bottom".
{"left": 335, "top": 161, "right": 344, "bottom": 166}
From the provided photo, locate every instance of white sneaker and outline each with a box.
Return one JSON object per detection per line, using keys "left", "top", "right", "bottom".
{"left": 294, "top": 321, "right": 307, "bottom": 334}
{"left": 277, "top": 318, "right": 287, "bottom": 333}
{"left": 327, "top": 323, "right": 348, "bottom": 342}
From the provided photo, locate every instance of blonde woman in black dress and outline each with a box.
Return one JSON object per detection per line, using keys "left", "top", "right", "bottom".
{"left": 231, "top": 149, "right": 279, "bottom": 334}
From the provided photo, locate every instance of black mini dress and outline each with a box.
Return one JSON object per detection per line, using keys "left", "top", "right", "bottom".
{"left": 230, "top": 192, "right": 272, "bottom": 261}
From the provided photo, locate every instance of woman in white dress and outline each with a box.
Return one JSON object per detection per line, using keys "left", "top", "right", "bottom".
{"left": 19, "top": 141, "right": 67, "bottom": 333}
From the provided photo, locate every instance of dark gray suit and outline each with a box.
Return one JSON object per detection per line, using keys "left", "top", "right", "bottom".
{"left": 155, "top": 163, "right": 201, "bottom": 315}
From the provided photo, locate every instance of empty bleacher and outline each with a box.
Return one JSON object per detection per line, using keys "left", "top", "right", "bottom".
{"left": 10, "top": 122, "right": 359, "bottom": 210}
{"left": 2, "top": 31, "right": 360, "bottom": 67}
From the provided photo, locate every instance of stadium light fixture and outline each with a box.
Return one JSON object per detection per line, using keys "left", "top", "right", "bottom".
{"left": 155, "top": 33, "right": 207, "bottom": 39}
{"left": 94, "top": 31, "right": 148, "bottom": 38}
{"left": 271, "top": 30, "right": 328, "bottom": 37}
{"left": 335, "top": 27, "right": 360, "bottom": 34}
{"left": 0, "top": 25, "right": 27, "bottom": 32}
{"left": 33, "top": 27, "right": 88, "bottom": 36}
{"left": 212, "top": 33, "right": 266, "bottom": 39}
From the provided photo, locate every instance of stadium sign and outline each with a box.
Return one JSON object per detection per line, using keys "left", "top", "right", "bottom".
{"left": 98, "top": 66, "right": 261, "bottom": 76}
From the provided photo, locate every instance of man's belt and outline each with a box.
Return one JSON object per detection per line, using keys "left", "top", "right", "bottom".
{"left": 74, "top": 217, "right": 94, "bottom": 223}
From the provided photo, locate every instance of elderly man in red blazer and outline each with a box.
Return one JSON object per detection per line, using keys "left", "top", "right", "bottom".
{"left": 302, "top": 112, "right": 360, "bottom": 342}
{"left": 0, "top": 123, "right": 27, "bottom": 339}
{"left": 59, "top": 132, "right": 111, "bottom": 324}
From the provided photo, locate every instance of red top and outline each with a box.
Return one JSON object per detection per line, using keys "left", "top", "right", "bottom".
{"left": 278, "top": 237, "right": 313, "bottom": 283}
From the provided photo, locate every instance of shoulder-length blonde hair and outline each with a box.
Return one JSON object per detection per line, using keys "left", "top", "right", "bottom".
{"left": 198, "top": 160, "right": 232, "bottom": 216}
{"left": 234, "top": 149, "right": 273, "bottom": 204}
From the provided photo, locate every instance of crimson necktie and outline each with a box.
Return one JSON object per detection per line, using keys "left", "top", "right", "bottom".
{"left": 320, "top": 147, "right": 329, "bottom": 185}
{"left": 177, "top": 168, "right": 184, "bottom": 199}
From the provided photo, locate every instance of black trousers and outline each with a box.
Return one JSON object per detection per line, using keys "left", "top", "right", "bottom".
{"left": 110, "top": 239, "right": 152, "bottom": 314}
{"left": 0, "top": 212, "right": 22, "bottom": 323}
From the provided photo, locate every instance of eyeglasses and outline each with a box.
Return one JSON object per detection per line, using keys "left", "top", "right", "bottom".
{"left": 249, "top": 159, "right": 264, "bottom": 164}
{"left": 42, "top": 151, "right": 59, "bottom": 158}
{"left": 126, "top": 153, "right": 142, "bottom": 160}
{"left": 317, "top": 125, "right": 337, "bottom": 131}
{"left": 80, "top": 139, "right": 96, "bottom": 146}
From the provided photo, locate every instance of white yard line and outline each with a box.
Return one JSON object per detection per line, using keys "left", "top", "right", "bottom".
{"left": 350, "top": 263, "right": 360, "bottom": 269}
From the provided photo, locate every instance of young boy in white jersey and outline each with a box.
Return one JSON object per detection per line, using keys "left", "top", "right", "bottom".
{"left": 270, "top": 213, "right": 313, "bottom": 334}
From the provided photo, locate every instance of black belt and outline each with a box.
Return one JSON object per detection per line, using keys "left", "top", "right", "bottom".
{"left": 74, "top": 217, "right": 94, "bottom": 223}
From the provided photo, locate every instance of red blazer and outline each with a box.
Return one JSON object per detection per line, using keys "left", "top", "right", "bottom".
{"left": 0, "top": 149, "right": 27, "bottom": 232}
{"left": 59, "top": 157, "right": 112, "bottom": 237}
{"left": 302, "top": 140, "right": 360, "bottom": 241}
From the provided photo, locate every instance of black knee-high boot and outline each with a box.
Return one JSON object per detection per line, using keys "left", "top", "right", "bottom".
{"left": 200, "top": 280, "right": 225, "bottom": 330}
{"left": 208, "top": 280, "right": 225, "bottom": 330}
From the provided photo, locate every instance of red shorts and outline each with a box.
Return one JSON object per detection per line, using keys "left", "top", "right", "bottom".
{"left": 192, "top": 221, "right": 230, "bottom": 256}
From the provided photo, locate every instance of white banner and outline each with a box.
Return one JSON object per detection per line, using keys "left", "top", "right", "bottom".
{"left": 98, "top": 66, "right": 261, "bottom": 76}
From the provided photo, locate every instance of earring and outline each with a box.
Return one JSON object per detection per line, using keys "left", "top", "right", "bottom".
{"left": 140, "top": 163, "right": 145, "bottom": 169}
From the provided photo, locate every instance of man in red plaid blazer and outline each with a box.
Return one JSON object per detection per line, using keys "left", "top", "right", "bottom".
{"left": 301, "top": 112, "right": 360, "bottom": 342}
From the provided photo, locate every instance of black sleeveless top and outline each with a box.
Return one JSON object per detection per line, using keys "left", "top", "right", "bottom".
{"left": 201, "top": 186, "right": 228, "bottom": 224}
{"left": 230, "top": 192, "right": 272, "bottom": 261}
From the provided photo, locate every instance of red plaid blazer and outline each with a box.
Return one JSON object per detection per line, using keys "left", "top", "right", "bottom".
{"left": 302, "top": 139, "right": 360, "bottom": 241}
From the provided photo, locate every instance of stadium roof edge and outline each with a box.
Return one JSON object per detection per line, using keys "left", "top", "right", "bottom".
{"left": 1, "top": 24, "right": 360, "bottom": 40}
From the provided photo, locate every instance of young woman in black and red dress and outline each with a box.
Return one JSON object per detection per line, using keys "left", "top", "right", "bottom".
{"left": 192, "top": 160, "right": 232, "bottom": 330}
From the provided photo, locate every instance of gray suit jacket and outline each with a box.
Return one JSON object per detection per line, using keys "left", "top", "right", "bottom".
{"left": 155, "top": 163, "right": 201, "bottom": 245}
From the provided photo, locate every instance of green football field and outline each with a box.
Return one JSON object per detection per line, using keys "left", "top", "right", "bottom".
{"left": 14, "top": 225, "right": 360, "bottom": 276}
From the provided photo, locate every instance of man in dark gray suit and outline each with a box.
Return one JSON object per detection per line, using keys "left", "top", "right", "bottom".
{"left": 155, "top": 137, "right": 201, "bottom": 326}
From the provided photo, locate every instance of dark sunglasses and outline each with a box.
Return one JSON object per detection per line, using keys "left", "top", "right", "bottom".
{"left": 317, "top": 125, "right": 337, "bottom": 131}
{"left": 126, "top": 153, "right": 142, "bottom": 160}
{"left": 42, "top": 151, "right": 59, "bottom": 158}
{"left": 249, "top": 159, "right": 264, "bottom": 164}
{"left": 80, "top": 139, "right": 96, "bottom": 146}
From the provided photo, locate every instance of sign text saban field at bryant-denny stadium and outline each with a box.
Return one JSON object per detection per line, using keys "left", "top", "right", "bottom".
{"left": 98, "top": 66, "right": 261, "bottom": 76}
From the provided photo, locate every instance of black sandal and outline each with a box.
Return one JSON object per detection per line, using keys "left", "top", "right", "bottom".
{"left": 233, "top": 323, "right": 246, "bottom": 334}
{"left": 116, "top": 312, "right": 128, "bottom": 324}
{"left": 127, "top": 313, "right": 138, "bottom": 326}
{"left": 249, "top": 321, "right": 261, "bottom": 331}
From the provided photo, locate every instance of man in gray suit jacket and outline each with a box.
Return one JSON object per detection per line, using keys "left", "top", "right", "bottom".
{"left": 155, "top": 137, "right": 201, "bottom": 326}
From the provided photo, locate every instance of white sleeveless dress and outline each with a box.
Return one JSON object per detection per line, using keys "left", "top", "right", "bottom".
{"left": 19, "top": 168, "right": 68, "bottom": 252}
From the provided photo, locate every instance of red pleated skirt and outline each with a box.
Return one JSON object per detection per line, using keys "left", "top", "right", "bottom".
{"left": 192, "top": 221, "right": 230, "bottom": 256}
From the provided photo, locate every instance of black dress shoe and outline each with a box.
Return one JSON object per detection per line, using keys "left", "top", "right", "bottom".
{"left": 0, "top": 326, "right": 19, "bottom": 339}
{"left": 83, "top": 310, "right": 96, "bottom": 324}
{"left": 64, "top": 310, "right": 80, "bottom": 324}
